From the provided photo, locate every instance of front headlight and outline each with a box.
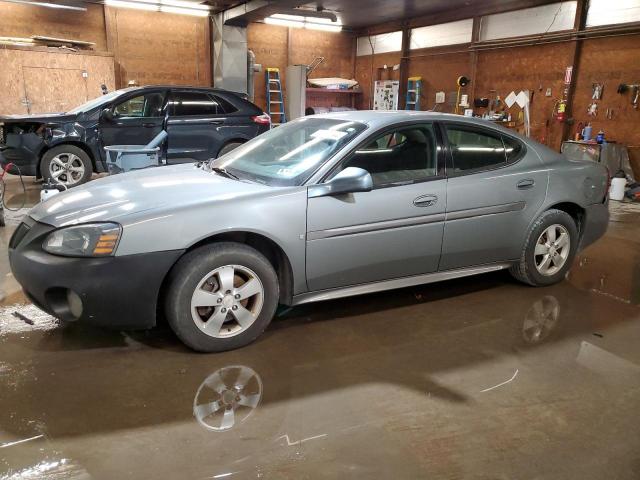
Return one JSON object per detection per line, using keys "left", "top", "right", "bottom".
{"left": 43, "top": 223, "right": 122, "bottom": 257}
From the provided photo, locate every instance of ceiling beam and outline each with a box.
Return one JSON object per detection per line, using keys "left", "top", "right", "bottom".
{"left": 223, "top": 0, "right": 307, "bottom": 26}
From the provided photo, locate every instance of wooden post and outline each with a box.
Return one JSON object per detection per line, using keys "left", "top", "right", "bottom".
{"left": 103, "top": 6, "right": 121, "bottom": 88}
{"left": 469, "top": 16, "right": 481, "bottom": 105}
{"left": 561, "top": 0, "right": 589, "bottom": 143}
{"left": 398, "top": 26, "right": 410, "bottom": 110}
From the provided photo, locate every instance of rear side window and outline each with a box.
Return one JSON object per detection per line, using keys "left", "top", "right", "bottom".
{"left": 169, "top": 92, "right": 222, "bottom": 116}
{"left": 445, "top": 126, "right": 506, "bottom": 173}
{"left": 214, "top": 95, "right": 238, "bottom": 114}
{"left": 502, "top": 134, "right": 525, "bottom": 162}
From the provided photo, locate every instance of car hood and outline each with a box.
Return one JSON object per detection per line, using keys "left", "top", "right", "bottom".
{"left": 0, "top": 113, "right": 78, "bottom": 124}
{"left": 29, "top": 164, "right": 275, "bottom": 228}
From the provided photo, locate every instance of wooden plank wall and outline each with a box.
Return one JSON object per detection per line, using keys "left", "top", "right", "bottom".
{"left": 0, "top": 47, "right": 115, "bottom": 115}
{"left": 104, "top": 7, "right": 210, "bottom": 88}
{"left": 354, "top": 35, "right": 640, "bottom": 149}
{"left": 0, "top": 2, "right": 107, "bottom": 50}
{"left": 248, "top": 23, "right": 355, "bottom": 113}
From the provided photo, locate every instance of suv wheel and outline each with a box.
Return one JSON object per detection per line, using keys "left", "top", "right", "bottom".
{"left": 217, "top": 142, "right": 243, "bottom": 157}
{"left": 165, "top": 242, "right": 279, "bottom": 352}
{"left": 41, "top": 145, "right": 92, "bottom": 187}
{"left": 510, "top": 209, "right": 578, "bottom": 286}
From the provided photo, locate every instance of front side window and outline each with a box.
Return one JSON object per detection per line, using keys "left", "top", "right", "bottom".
{"left": 338, "top": 124, "right": 439, "bottom": 187}
{"left": 169, "top": 92, "right": 221, "bottom": 116}
{"left": 113, "top": 92, "right": 165, "bottom": 118}
{"left": 211, "top": 118, "right": 367, "bottom": 187}
{"left": 446, "top": 126, "right": 506, "bottom": 173}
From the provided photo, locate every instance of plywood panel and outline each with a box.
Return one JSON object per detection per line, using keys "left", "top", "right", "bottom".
{"left": 475, "top": 42, "right": 574, "bottom": 149}
{"left": 23, "top": 67, "right": 88, "bottom": 113}
{"left": 408, "top": 49, "right": 472, "bottom": 113}
{"left": 0, "top": 47, "right": 115, "bottom": 115}
{"left": 572, "top": 35, "right": 640, "bottom": 148}
{"left": 354, "top": 52, "right": 402, "bottom": 109}
{"left": 0, "top": 2, "right": 107, "bottom": 51}
{"left": 247, "top": 23, "right": 355, "bottom": 113}
{"left": 247, "top": 23, "right": 289, "bottom": 113}
{"left": 105, "top": 7, "right": 210, "bottom": 89}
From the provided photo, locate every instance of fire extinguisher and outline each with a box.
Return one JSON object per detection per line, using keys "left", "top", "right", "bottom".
{"left": 556, "top": 100, "right": 567, "bottom": 123}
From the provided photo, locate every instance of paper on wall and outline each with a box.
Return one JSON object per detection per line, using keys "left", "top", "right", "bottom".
{"left": 505, "top": 91, "right": 517, "bottom": 108}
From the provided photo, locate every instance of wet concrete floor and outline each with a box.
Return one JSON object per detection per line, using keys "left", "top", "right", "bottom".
{"left": 0, "top": 177, "right": 639, "bottom": 479}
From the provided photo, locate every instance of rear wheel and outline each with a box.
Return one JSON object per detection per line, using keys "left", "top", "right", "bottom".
{"left": 40, "top": 145, "right": 92, "bottom": 187}
{"left": 165, "top": 242, "right": 279, "bottom": 352}
{"left": 510, "top": 209, "right": 578, "bottom": 286}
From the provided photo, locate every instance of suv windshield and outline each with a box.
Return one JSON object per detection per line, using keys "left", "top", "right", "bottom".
{"left": 66, "top": 88, "right": 137, "bottom": 114}
{"left": 211, "top": 118, "right": 367, "bottom": 187}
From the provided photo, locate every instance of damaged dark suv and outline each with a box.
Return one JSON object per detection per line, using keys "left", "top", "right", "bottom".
{"left": 0, "top": 86, "right": 271, "bottom": 187}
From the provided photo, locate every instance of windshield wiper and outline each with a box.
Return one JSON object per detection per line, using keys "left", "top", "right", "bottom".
{"left": 211, "top": 166, "right": 240, "bottom": 180}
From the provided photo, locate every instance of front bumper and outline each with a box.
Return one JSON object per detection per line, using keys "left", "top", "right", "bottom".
{"left": 579, "top": 200, "right": 609, "bottom": 251}
{"left": 9, "top": 217, "right": 184, "bottom": 329}
{"left": 0, "top": 145, "right": 39, "bottom": 176}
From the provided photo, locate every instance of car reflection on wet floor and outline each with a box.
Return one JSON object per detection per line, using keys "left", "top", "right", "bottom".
{"left": 0, "top": 189, "right": 639, "bottom": 479}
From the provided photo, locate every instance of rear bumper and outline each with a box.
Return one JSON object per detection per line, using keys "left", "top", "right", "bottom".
{"left": 579, "top": 201, "right": 609, "bottom": 251}
{"left": 9, "top": 218, "right": 184, "bottom": 329}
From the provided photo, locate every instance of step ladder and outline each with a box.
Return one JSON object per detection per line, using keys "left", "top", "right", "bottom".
{"left": 405, "top": 76, "right": 422, "bottom": 110}
{"left": 265, "top": 68, "right": 286, "bottom": 125}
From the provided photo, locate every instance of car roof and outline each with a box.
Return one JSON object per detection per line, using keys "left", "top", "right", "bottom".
{"left": 309, "top": 110, "right": 515, "bottom": 134}
{"left": 136, "top": 85, "right": 236, "bottom": 94}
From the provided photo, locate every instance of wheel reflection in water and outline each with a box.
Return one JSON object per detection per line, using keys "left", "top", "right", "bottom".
{"left": 522, "top": 295, "right": 560, "bottom": 345}
{"left": 193, "top": 365, "right": 263, "bottom": 432}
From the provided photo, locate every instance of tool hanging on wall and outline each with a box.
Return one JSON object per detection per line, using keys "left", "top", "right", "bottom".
{"left": 617, "top": 83, "right": 639, "bottom": 109}
{"left": 454, "top": 76, "right": 470, "bottom": 115}
{"left": 265, "top": 68, "right": 286, "bottom": 125}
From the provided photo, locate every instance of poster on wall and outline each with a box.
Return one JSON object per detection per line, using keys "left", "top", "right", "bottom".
{"left": 373, "top": 80, "right": 400, "bottom": 110}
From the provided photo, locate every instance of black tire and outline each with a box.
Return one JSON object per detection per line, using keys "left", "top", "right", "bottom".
{"left": 510, "top": 209, "right": 579, "bottom": 286}
{"left": 165, "top": 242, "right": 279, "bottom": 352}
{"left": 217, "top": 142, "right": 243, "bottom": 158}
{"left": 40, "top": 145, "right": 92, "bottom": 187}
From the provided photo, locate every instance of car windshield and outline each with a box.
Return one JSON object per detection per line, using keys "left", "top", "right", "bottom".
{"left": 66, "top": 88, "right": 137, "bottom": 114}
{"left": 210, "top": 117, "right": 367, "bottom": 187}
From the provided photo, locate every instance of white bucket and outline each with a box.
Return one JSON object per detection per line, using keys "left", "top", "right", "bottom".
{"left": 609, "top": 177, "right": 627, "bottom": 201}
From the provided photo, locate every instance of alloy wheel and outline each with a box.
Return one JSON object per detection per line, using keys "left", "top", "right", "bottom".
{"left": 190, "top": 265, "right": 264, "bottom": 338}
{"left": 49, "top": 153, "right": 86, "bottom": 186}
{"left": 534, "top": 224, "right": 570, "bottom": 276}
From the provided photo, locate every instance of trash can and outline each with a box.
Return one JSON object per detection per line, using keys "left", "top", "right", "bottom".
{"left": 104, "top": 145, "right": 163, "bottom": 175}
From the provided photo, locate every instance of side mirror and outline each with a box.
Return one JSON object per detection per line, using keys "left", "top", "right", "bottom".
{"left": 308, "top": 167, "right": 373, "bottom": 198}
{"left": 101, "top": 108, "right": 114, "bottom": 122}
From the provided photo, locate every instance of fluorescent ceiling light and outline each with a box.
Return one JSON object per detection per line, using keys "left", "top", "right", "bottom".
{"left": 265, "top": 13, "right": 342, "bottom": 32}
{"left": 1, "top": 0, "right": 86, "bottom": 11}
{"left": 105, "top": 0, "right": 209, "bottom": 16}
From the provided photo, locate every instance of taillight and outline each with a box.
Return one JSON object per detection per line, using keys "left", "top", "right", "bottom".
{"left": 252, "top": 113, "right": 271, "bottom": 125}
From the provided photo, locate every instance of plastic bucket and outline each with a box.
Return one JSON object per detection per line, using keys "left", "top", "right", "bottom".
{"left": 609, "top": 177, "right": 626, "bottom": 201}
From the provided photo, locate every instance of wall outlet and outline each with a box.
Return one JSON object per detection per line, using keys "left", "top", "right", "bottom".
{"left": 435, "top": 91, "right": 445, "bottom": 103}
{"left": 545, "top": 87, "right": 552, "bottom": 97}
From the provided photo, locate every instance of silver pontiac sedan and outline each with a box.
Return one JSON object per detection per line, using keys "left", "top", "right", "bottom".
{"left": 9, "top": 112, "right": 609, "bottom": 352}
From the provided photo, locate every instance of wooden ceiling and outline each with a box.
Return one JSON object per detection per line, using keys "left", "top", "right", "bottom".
{"left": 217, "top": 0, "right": 562, "bottom": 31}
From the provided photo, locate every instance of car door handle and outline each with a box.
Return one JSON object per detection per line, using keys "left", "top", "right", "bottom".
{"left": 209, "top": 120, "right": 224, "bottom": 125}
{"left": 517, "top": 179, "right": 535, "bottom": 189}
{"left": 413, "top": 194, "right": 438, "bottom": 207}
{"left": 142, "top": 123, "right": 156, "bottom": 128}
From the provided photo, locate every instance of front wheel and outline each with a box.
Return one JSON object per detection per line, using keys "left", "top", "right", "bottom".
{"left": 40, "top": 145, "right": 92, "bottom": 187}
{"left": 165, "top": 242, "right": 279, "bottom": 352}
{"left": 510, "top": 209, "right": 579, "bottom": 286}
